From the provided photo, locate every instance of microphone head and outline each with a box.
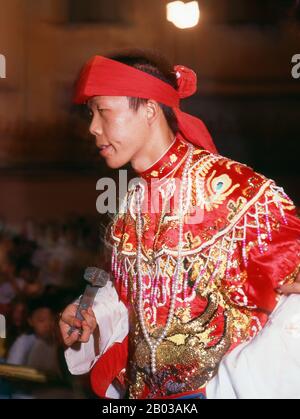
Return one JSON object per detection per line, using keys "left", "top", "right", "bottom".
{"left": 84, "top": 267, "right": 110, "bottom": 287}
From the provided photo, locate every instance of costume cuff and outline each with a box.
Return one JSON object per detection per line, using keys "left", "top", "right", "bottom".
{"left": 64, "top": 281, "right": 129, "bottom": 375}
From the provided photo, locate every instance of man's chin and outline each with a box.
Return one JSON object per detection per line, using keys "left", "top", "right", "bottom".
{"left": 104, "top": 158, "right": 128, "bottom": 169}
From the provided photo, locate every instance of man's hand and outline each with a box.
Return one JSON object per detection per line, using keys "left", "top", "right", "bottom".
{"left": 279, "top": 271, "right": 300, "bottom": 295}
{"left": 59, "top": 303, "right": 98, "bottom": 347}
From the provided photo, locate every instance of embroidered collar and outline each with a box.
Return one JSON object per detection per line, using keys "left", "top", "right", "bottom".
{"left": 137, "top": 134, "right": 189, "bottom": 182}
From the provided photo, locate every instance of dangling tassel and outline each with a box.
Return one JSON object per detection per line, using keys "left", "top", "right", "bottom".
{"left": 192, "top": 265, "right": 206, "bottom": 292}
{"left": 208, "top": 257, "right": 222, "bottom": 286}
{"left": 277, "top": 200, "right": 288, "bottom": 225}
{"left": 256, "top": 216, "right": 264, "bottom": 254}
{"left": 111, "top": 248, "right": 115, "bottom": 275}
{"left": 240, "top": 215, "right": 248, "bottom": 268}
{"left": 161, "top": 276, "right": 167, "bottom": 305}
{"left": 226, "top": 247, "right": 234, "bottom": 279}
{"left": 183, "top": 271, "right": 189, "bottom": 301}
{"left": 150, "top": 275, "right": 158, "bottom": 306}
{"left": 116, "top": 261, "right": 122, "bottom": 293}
{"left": 242, "top": 236, "right": 248, "bottom": 268}
{"left": 264, "top": 202, "right": 273, "bottom": 242}
{"left": 132, "top": 273, "right": 137, "bottom": 300}
{"left": 124, "top": 269, "right": 128, "bottom": 292}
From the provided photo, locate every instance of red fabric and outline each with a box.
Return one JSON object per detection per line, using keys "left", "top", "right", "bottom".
{"left": 245, "top": 209, "right": 300, "bottom": 312}
{"left": 113, "top": 142, "right": 300, "bottom": 343}
{"left": 90, "top": 140, "right": 300, "bottom": 398}
{"left": 90, "top": 335, "right": 128, "bottom": 398}
{"left": 173, "top": 65, "right": 197, "bottom": 98}
{"left": 73, "top": 55, "right": 217, "bottom": 154}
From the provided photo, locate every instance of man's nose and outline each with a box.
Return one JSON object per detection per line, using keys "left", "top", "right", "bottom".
{"left": 89, "top": 115, "right": 103, "bottom": 137}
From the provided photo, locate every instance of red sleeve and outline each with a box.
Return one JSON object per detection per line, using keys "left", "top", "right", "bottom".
{"left": 221, "top": 184, "right": 300, "bottom": 319}
{"left": 90, "top": 336, "right": 128, "bottom": 398}
{"left": 245, "top": 207, "right": 300, "bottom": 312}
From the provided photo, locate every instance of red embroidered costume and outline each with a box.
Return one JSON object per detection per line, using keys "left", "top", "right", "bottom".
{"left": 69, "top": 55, "right": 300, "bottom": 399}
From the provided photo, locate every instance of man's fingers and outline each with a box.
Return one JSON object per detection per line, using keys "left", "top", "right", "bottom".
{"left": 60, "top": 304, "right": 81, "bottom": 328}
{"left": 61, "top": 314, "right": 82, "bottom": 329}
{"left": 87, "top": 307, "right": 96, "bottom": 318}
{"left": 279, "top": 282, "right": 300, "bottom": 295}
{"left": 63, "top": 329, "right": 80, "bottom": 347}
{"left": 60, "top": 315, "right": 82, "bottom": 332}
{"left": 59, "top": 317, "right": 82, "bottom": 346}
{"left": 81, "top": 309, "right": 97, "bottom": 331}
{"left": 72, "top": 318, "right": 82, "bottom": 329}
{"left": 58, "top": 304, "right": 97, "bottom": 346}
{"left": 79, "top": 320, "right": 91, "bottom": 343}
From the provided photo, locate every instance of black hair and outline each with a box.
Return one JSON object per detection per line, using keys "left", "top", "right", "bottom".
{"left": 27, "top": 297, "right": 55, "bottom": 317}
{"left": 109, "top": 49, "right": 179, "bottom": 134}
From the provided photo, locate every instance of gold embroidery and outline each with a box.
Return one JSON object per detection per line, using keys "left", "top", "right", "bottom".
{"left": 184, "top": 231, "right": 202, "bottom": 250}
{"left": 278, "top": 263, "right": 300, "bottom": 286}
{"left": 110, "top": 146, "right": 299, "bottom": 398}
{"left": 170, "top": 154, "right": 178, "bottom": 163}
{"left": 166, "top": 333, "right": 189, "bottom": 346}
{"left": 130, "top": 296, "right": 233, "bottom": 398}
{"left": 121, "top": 233, "right": 133, "bottom": 252}
{"left": 227, "top": 197, "right": 247, "bottom": 221}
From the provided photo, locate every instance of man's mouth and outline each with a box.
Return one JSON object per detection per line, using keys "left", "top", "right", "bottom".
{"left": 98, "top": 144, "right": 113, "bottom": 157}
{"left": 98, "top": 145, "right": 109, "bottom": 151}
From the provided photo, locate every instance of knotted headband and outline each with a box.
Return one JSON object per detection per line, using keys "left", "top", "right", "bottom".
{"left": 74, "top": 55, "right": 217, "bottom": 153}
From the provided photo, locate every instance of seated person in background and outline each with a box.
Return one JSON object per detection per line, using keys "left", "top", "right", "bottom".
{"left": 4, "top": 298, "right": 29, "bottom": 354}
{"left": 7, "top": 299, "right": 62, "bottom": 379}
{"left": 0, "top": 255, "right": 24, "bottom": 315}
{"left": 4, "top": 299, "right": 81, "bottom": 399}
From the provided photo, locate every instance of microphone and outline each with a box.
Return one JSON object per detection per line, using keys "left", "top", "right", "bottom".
{"left": 67, "top": 267, "right": 110, "bottom": 336}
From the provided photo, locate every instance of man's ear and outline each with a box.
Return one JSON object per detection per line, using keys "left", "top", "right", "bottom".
{"left": 145, "top": 100, "right": 160, "bottom": 125}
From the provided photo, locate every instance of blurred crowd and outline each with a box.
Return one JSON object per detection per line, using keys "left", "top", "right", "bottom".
{"left": 0, "top": 214, "right": 106, "bottom": 399}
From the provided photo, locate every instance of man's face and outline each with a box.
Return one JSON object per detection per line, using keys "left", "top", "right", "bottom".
{"left": 87, "top": 96, "right": 149, "bottom": 169}
{"left": 29, "top": 308, "right": 55, "bottom": 340}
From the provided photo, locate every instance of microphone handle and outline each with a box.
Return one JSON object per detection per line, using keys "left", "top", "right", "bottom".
{"left": 67, "top": 285, "right": 98, "bottom": 336}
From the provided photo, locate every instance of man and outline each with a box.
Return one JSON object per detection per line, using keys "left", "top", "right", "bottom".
{"left": 59, "top": 51, "right": 300, "bottom": 399}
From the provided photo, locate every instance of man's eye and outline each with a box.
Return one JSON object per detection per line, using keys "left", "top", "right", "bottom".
{"left": 97, "top": 107, "right": 104, "bottom": 114}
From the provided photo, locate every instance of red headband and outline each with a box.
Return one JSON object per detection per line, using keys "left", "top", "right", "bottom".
{"left": 74, "top": 56, "right": 217, "bottom": 154}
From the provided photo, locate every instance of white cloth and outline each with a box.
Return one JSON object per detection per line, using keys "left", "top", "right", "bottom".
{"left": 64, "top": 281, "right": 128, "bottom": 376}
{"left": 65, "top": 285, "right": 300, "bottom": 399}
{"left": 206, "top": 295, "right": 300, "bottom": 399}
{"left": 7, "top": 334, "right": 37, "bottom": 365}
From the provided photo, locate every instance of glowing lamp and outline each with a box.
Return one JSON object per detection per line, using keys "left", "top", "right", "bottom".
{"left": 166, "top": 1, "right": 200, "bottom": 29}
